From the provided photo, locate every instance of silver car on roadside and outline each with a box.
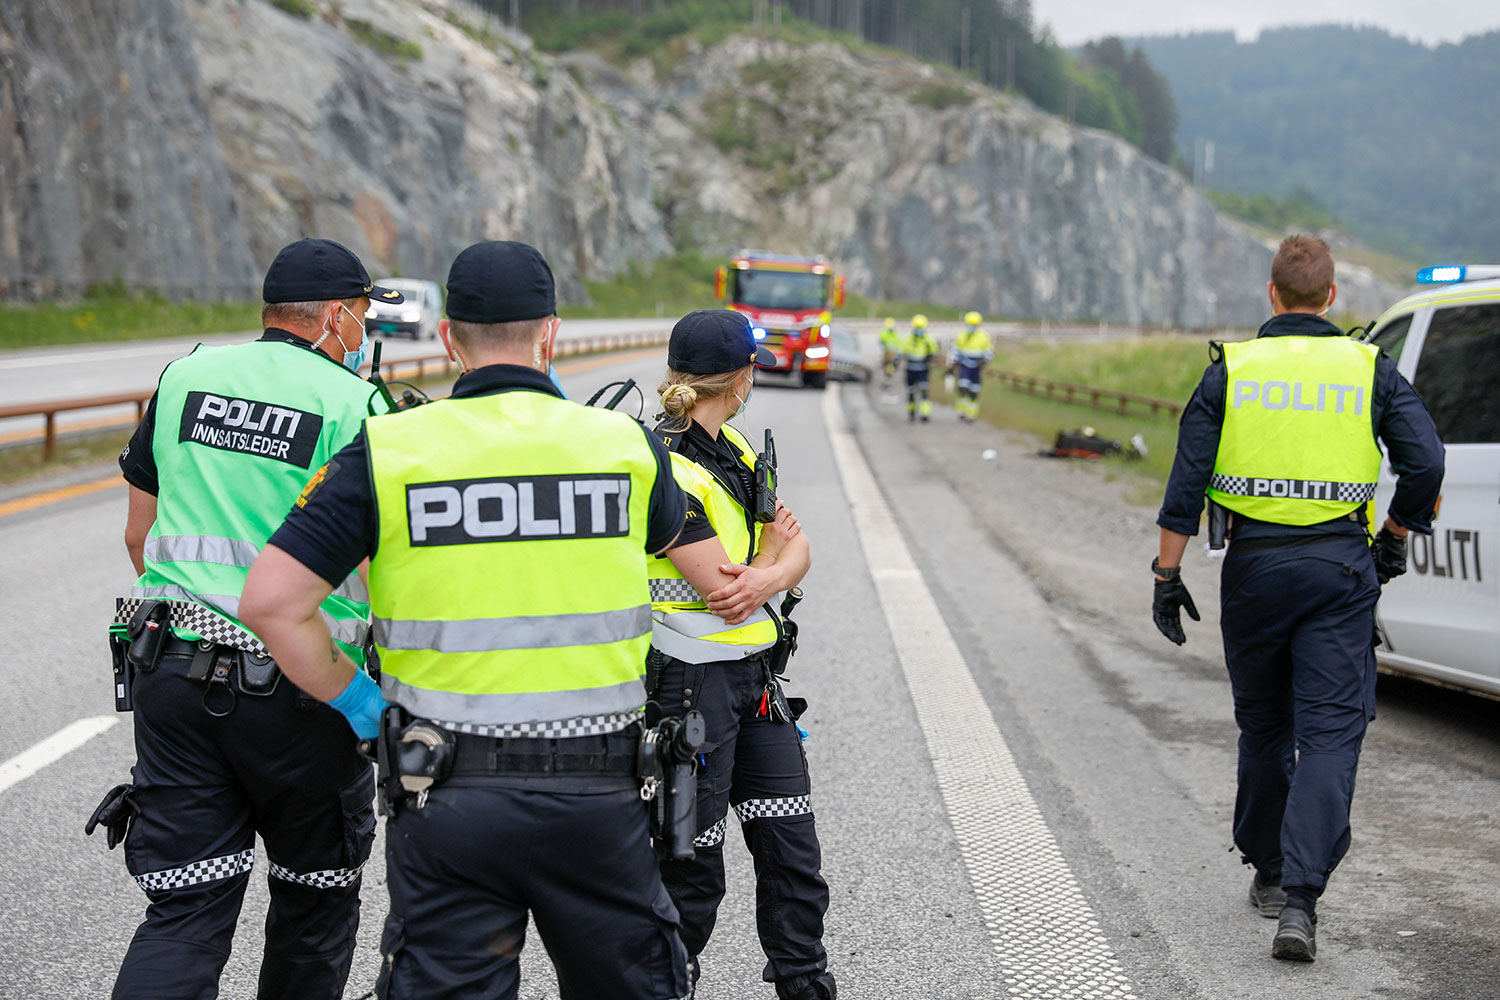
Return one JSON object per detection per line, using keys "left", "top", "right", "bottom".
{"left": 365, "top": 278, "right": 443, "bottom": 340}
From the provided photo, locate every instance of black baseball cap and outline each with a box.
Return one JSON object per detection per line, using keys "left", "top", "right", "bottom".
{"left": 668, "top": 309, "right": 776, "bottom": 374}
{"left": 262, "top": 238, "right": 402, "bottom": 304}
{"left": 446, "top": 241, "right": 557, "bottom": 323}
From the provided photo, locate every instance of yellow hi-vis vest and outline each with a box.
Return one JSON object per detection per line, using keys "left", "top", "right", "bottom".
{"left": 365, "top": 389, "right": 659, "bottom": 726}
{"left": 1206, "top": 335, "right": 1383, "bottom": 526}
{"left": 646, "top": 424, "right": 780, "bottom": 664}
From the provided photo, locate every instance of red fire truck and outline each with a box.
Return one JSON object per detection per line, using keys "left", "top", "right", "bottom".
{"left": 715, "top": 250, "right": 846, "bottom": 389}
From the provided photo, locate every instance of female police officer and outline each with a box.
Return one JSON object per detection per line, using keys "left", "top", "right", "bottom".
{"left": 645, "top": 310, "right": 836, "bottom": 1000}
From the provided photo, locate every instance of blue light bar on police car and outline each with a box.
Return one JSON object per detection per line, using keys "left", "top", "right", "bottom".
{"left": 752, "top": 327, "right": 766, "bottom": 340}
{"left": 1416, "top": 264, "right": 1500, "bottom": 284}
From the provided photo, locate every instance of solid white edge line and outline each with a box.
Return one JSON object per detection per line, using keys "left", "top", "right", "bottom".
{"left": 0, "top": 716, "right": 119, "bottom": 795}
{"left": 823, "top": 383, "right": 1138, "bottom": 999}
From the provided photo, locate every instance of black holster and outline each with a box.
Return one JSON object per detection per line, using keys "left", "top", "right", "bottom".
{"left": 375, "top": 706, "right": 455, "bottom": 815}
{"left": 640, "top": 705, "right": 705, "bottom": 861}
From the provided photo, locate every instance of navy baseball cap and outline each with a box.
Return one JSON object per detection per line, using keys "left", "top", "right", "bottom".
{"left": 668, "top": 309, "right": 775, "bottom": 374}
{"left": 446, "top": 241, "right": 556, "bottom": 323}
{"left": 262, "top": 238, "right": 402, "bottom": 304}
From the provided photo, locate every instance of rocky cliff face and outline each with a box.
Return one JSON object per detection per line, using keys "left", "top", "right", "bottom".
{"left": 0, "top": 0, "right": 1399, "bottom": 325}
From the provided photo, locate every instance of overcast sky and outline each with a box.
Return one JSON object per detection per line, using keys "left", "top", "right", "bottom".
{"left": 1033, "top": 0, "right": 1500, "bottom": 47}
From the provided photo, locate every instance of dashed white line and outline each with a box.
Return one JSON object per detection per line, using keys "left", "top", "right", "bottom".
{"left": 823, "top": 383, "right": 1138, "bottom": 999}
{"left": 0, "top": 716, "right": 119, "bottom": 795}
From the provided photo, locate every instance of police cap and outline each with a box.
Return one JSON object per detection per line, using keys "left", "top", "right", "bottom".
{"left": 668, "top": 309, "right": 776, "bottom": 374}
{"left": 262, "top": 238, "right": 402, "bottom": 304}
{"left": 446, "top": 241, "right": 557, "bottom": 324}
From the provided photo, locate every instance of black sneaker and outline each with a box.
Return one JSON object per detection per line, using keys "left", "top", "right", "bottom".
{"left": 1249, "top": 873, "right": 1286, "bottom": 917}
{"left": 781, "top": 972, "right": 837, "bottom": 1000}
{"left": 1272, "top": 906, "right": 1317, "bottom": 962}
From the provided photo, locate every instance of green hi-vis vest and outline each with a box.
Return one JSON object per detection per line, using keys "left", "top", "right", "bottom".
{"left": 646, "top": 424, "right": 780, "bottom": 664}
{"left": 365, "top": 389, "right": 659, "bottom": 726}
{"left": 133, "top": 339, "right": 378, "bottom": 660}
{"left": 879, "top": 325, "right": 900, "bottom": 349}
{"left": 1206, "top": 335, "right": 1383, "bottom": 526}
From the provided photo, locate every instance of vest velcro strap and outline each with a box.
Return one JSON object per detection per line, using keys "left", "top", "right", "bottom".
{"left": 1209, "top": 474, "right": 1376, "bottom": 504}
{"left": 373, "top": 605, "right": 650, "bottom": 653}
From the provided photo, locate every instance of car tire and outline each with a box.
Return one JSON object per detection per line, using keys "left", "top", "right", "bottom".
{"left": 803, "top": 371, "right": 828, "bottom": 390}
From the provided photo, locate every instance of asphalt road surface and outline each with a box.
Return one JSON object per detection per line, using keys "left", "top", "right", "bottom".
{"left": 1, "top": 344, "right": 1495, "bottom": 999}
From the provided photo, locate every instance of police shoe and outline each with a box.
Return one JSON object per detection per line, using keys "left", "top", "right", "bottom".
{"left": 1272, "top": 906, "right": 1316, "bottom": 962}
{"left": 1249, "top": 872, "right": 1286, "bottom": 917}
{"left": 781, "top": 972, "right": 836, "bottom": 1000}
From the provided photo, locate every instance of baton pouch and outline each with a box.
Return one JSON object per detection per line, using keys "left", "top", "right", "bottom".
{"left": 236, "top": 651, "right": 281, "bottom": 697}
{"left": 108, "top": 626, "right": 134, "bottom": 713}
{"left": 125, "top": 599, "right": 171, "bottom": 674}
{"left": 85, "top": 783, "right": 138, "bottom": 850}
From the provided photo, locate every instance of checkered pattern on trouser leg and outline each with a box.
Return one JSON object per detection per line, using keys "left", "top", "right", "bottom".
{"left": 267, "top": 858, "right": 366, "bottom": 889}
{"left": 734, "top": 795, "right": 813, "bottom": 822}
{"left": 694, "top": 816, "right": 728, "bottom": 848}
{"left": 133, "top": 849, "right": 255, "bottom": 894}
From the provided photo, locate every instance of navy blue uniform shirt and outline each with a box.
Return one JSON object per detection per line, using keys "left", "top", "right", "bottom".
{"left": 1157, "top": 312, "right": 1445, "bottom": 541}
{"left": 269, "top": 364, "right": 687, "bottom": 587}
{"left": 653, "top": 419, "right": 763, "bottom": 552}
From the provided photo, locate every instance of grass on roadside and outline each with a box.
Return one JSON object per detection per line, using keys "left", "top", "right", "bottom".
{"left": 0, "top": 292, "right": 260, "bottom": 350}
{"left": 927, "top": 335, "right": 1236, "bottom": 498}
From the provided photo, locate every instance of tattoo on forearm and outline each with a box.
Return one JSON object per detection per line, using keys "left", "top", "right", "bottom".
{"left": 329, "top": 639, "right": 341, "bottom": 664}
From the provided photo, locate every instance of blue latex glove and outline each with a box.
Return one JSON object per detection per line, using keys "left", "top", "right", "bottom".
{"left": 796, "top": 725, "right": 809, "bottom": 743}
{"left": 328, "top": 670, "right": 386, "bottom": 740}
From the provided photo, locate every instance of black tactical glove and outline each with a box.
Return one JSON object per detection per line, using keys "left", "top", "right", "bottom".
{"left": 1372, "top": 526, "right": 1408, "bottom": 585}
{"left": 85, "top": 783, "right": 138, "bottom": 850}
{"left": 1152, "top": 576, "right": 1200, "bottom": 646}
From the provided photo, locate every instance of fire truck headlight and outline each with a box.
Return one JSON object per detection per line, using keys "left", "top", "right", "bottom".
{"left": 806, "top": 346, "right": 830, "bottom": 360}
{"left": 819, "top": 324, "right": 831, "bottom": 339}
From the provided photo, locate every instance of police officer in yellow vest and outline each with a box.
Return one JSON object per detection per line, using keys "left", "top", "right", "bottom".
{"left": 646, "top": 310, "right": 834, "bottom": 1000}
{"left": 104, "top": 239, "right": 395, "bottom": 999}
{"left": 1153, "top": 235, "right": 1444, "bottom": 963}
{"left": 241, "top": 241, "right": 693, "bottom": 999}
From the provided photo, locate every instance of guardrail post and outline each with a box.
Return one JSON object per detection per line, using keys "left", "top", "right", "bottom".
{"left": 44, "top": 412, "right": 56, "bottom": 462}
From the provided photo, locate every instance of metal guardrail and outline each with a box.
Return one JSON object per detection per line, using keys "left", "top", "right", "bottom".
{"left": 1, "top": 330, "right": 671, "bottom": 461}
{"left": 984, "top": 369, "right": 1183, "bottom": 417}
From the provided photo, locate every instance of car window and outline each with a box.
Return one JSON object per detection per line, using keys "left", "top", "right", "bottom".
{"left": 1370, "top": 313, "right": 1412, "bottom": 363}
{"left": 1413, "top": 303, "right": 1500, "bottom": 444}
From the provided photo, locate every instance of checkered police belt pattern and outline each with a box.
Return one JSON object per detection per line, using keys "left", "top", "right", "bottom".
{"left": 114, "top": 598, "right": 267, "bottom": 656}
{"left": 649, "top": 579, "right": 702, "bottom": 604}
{"left": 734, "top": 795, "right": 812, "bottom": 822}
{"left": 268, "top": 859, "right": 366, "bottom": 889}
{"left": 434, "top": 711, "right": 640, "bottom": 741}
{"left": 825, "top": 384, "right": 1138, "bottom": 1000}
{"left": 694, "top": 817, "right": 728, "bottom": 848}
{"left": 1209, "top": 474, "right": 1376, "bottom": 504}
{"left": 133, "top": 849, "right": 254, "bottom": 894}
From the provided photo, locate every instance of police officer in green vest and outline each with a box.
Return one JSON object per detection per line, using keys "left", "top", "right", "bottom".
{"left": 1152, "top": 235, "right": 1444, "bottom": 963}
{"left": 240, "top": 241, "right": 694, "bottom": 999}
{"left": 105, "top": 238, "right": 395, "bottom": 999}
{"left": 646, "top": 309, "right": 833, "bottom": 1000}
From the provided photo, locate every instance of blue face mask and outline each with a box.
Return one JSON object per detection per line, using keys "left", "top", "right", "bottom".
{"left": 337, "top": 304, "right": 371, "bottom": 372}
{"left": 733, "top": 382, "right": 753, "bottom": 418}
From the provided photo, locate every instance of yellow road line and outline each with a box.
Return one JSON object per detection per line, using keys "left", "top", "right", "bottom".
{"left": 0, "top": 346, "right": 664, "bottom": 519}
{"left": 0, "top": 475, "right": 122, "bottom": 519}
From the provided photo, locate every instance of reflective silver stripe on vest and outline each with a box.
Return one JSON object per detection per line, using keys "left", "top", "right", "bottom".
{"left": 144, "top": 533, "right": 260, "bottom": 568}
{"left": 333, "top": 573, "right": 369, "bottom": 604}
{"left": 649, "top": 607, "right": 777, "bottom": 664}
{"left": 381, "top": 674, "right": 647, "bottom": 728}
{"left": 1209, "top": 474, "right": 1376, "bottom": 504}
{"left": 129, "top": 586, "right": 367, "bottom": 649}
{"left": 372, "top": 605, "right": 650, "bottom": 653}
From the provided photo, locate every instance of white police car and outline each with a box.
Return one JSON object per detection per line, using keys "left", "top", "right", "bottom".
{"left": 365, "top": 277, "right": 443, "bottom": 340}
{"left": 1365, "top": 265, "right": 1500, "bottom": 698}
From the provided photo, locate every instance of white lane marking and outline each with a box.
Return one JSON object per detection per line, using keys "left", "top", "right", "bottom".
{"left": 0, "top": 716, "right": 119, "bottom": 795}
{"left": 823, "top": 384, "right": 1138, "bottom": 999}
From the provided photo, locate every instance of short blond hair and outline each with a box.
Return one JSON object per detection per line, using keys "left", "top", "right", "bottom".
{"left": 657, "top": 365, "right": 751, "bottom": 431}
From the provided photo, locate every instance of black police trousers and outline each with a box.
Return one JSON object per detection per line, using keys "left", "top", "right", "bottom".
{"left": 1220, "top": 534, "right": 1380, "bottom": 900}
{"left": 114, "top": 648, "right": 375, "bottom": 1000}
{"left": 655, "top": 652, "right": 831, "bottom": 998}
{"left": 375, "top": 740, "right": 691, "bottom": 1000}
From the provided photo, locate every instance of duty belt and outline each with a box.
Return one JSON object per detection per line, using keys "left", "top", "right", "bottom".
{"left": 449, "top": 729, "right": 639, "bottom": 777}
{"left": 113, "top": 597, "right": 267, "bottom": 656}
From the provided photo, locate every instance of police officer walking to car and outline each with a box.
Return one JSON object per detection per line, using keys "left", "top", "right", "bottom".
{"left": 646, "top": 309, "right": 835, "bottom": 1000}
{"left": 99, "top": 238, "right": 395, "bottom": 999}
{"left": 1152, "top": 234, "right": 1445, "bottom": 962}
{"left": 240, "top": 240, "right": 696, "bottom": 999}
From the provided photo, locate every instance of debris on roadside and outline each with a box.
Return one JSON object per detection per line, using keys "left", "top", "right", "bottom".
{"left": 1038, "top": 426, "right": 1146, "bottom": 460}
